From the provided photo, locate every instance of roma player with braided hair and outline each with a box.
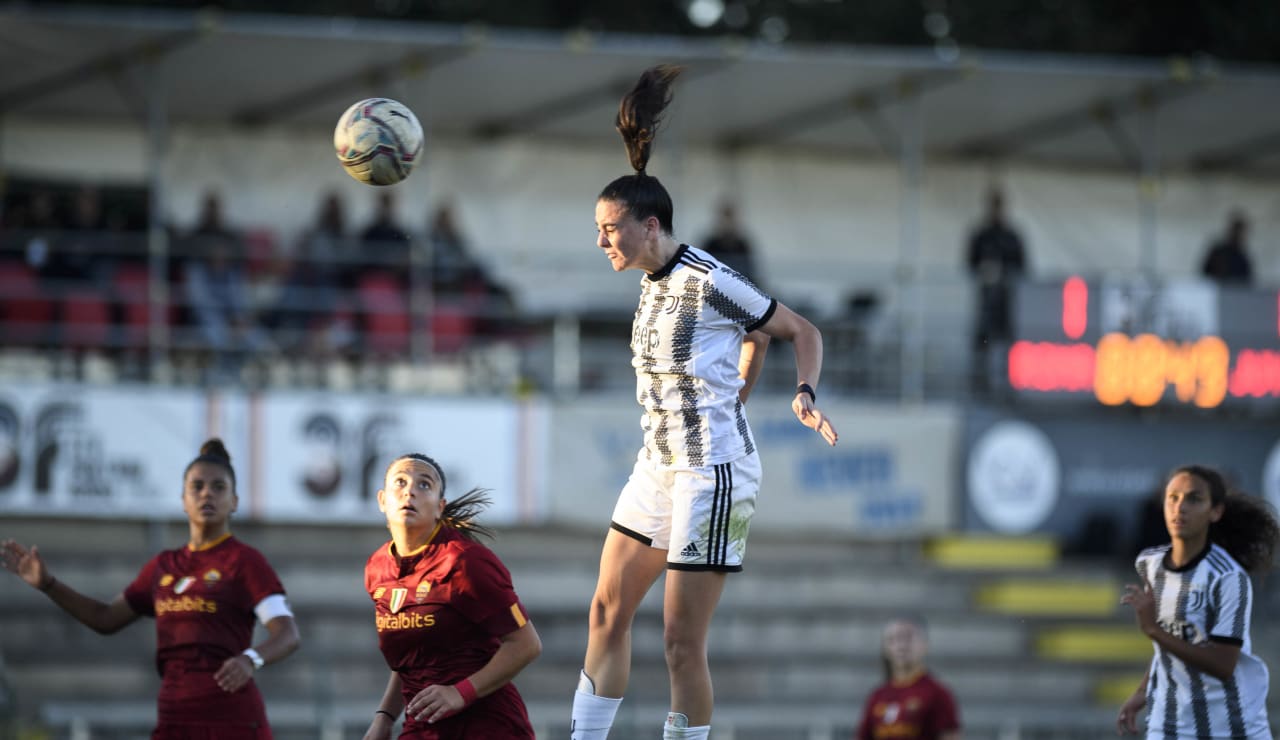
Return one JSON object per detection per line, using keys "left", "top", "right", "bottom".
{"left": 362, "top": 452, "right": 541, "bottom": 740}
{"left": 569, "top": 64, "right": 839, "bottom": 740}
{"left": 1118, "top": 464, "right": 1279, "bottom": 738}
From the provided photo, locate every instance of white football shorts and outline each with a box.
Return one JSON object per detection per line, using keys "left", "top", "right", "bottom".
{"left": 610, "top": 452, "right": 762, "bottom": 572}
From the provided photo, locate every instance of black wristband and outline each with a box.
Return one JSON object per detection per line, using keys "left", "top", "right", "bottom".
{"left": 38, "top": 576, "right": 56, "bottom": 593}
{"left": 375, "top": 710, "right": 397, "bottom": 721}
{"left": 796, "top": 383, "right": 816, "bottom": 402}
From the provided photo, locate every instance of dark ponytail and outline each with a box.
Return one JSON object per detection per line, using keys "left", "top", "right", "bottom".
{"left": 1176, "top": 465, "right": 1280, "bottom": 574}
{"left": 185, "top": 437, "right": 236, "bottom": 489}
{"left": 389, "top": 453, "right": 495, "bottom": 541}
{"left": 599, "top": 65, "right": 682, "bottom": 234}
{"left": 615, "top": 64, "right": 681, "bottom": 176}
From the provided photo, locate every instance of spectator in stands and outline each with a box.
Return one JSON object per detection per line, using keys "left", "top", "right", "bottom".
{"left": 425, "top": 199, "right": 515, "bottom": 342}
{"left": 426, "top": 200, "right": 480, "bottom": 292}
{"left": 1, "top": 438, "right": 301, "bottom": 740}
{"left": 361, "top": 191, "right": 412, "bottom": 275}
{"left": 1200, "top": 210, "right": 1253, "bottom": 285}
{"left": 700, "top": 199, "right": 760, "bottom": 286}
{"left": 272, "top": 192, "right": 357, "bottom": 354}
{"left": 965, "top": 187, "right": 1027, "bottom": 393}
{"left": 1117, "top": 465, "right": 1278, "bottom": 737}
{"left": 570, "top": 65, "right": 838, "bottom": 740}
{"left": 362, "top": 453, "right": 541, "bottom": 740}
{"left": 183, "top": 191, "right": 270, "bottom": 379}
{"left": 856, "top": 616, "right": 961, "bottom": 740}
{"left": 48, "top": 185, "right": 111, "bottom": 284}
{"left": 19, "top": 188, "right": 63, "bottom": 277}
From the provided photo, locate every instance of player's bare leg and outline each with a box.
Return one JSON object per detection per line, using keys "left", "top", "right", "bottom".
{"left": 572, "top": 528, "right": 666, "bottom": 738}
{"left": 663, "top": 568, "right": 726, "bottom": 733}
{"left": 584, "top": 528, "right": 667, "bottom": 694}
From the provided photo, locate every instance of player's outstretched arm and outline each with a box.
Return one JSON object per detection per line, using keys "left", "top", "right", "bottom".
{"left": 1, "top": 539, "right": 138, "bottom": 634}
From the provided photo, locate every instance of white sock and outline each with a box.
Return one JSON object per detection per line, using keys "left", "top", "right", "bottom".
{"left": 570, "top": 670, "right": 621, "bottom": 740}
{"left": 663, "top": 712, "right": 710, "bottom": 739}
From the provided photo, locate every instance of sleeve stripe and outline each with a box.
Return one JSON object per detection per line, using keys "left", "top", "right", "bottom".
{"left": 510, "top": 602, "right": 527, "bottom": 628}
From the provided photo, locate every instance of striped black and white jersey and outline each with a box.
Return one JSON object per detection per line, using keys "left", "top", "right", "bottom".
{"left": 631, "top": 244, "right": 776, "bottom": 468}
{"left": 1135, "top": 543, "right": 1271, "bottom": 739}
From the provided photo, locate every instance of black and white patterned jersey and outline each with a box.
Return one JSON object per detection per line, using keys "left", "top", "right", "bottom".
{"left": 630, "top": 244, "right": 776, "bottom": 469}
{"left": 1135, "top": 543, "right": 1271, "bottom": 739}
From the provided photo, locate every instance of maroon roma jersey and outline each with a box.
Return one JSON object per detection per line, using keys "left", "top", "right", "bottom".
{"left": 123, "top": 534, "right": 285, "bottom": 732}
{"left": 856, "top": 672, "right": 960, "bottom": 740}
{"left": 364, "top": 526, "right": 535, "bottom": 740}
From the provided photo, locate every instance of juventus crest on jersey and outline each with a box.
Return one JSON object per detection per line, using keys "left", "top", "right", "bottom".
{"left": 1134, "top": 543, "right": 1271, "bottom": 739}
{"left": 630, "top": 245, "right": 776, "bottom": 468}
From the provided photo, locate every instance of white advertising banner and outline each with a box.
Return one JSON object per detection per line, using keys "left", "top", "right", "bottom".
{"left": 0, "top": 384, "right": 208, "bottom": 517}
{"left": 253, "top": 392, "right": 544, "bottom": 525}
{"left": 546, "top": 398, "right": 959, "bottom": 537}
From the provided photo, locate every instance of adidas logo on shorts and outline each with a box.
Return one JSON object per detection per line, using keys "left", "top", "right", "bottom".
{"left": 680, "top": 542, "right": 701, "bottom": 558}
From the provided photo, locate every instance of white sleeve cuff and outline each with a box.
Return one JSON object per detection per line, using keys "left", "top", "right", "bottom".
{"left": 254, "top": 593, "right": 294, "bottom": 625}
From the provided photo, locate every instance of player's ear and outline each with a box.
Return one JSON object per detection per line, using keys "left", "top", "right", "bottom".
{"left": 376, "top": 488, "right": 388, "bottom": 514}
{"left": 1209, "top": 502, "right": 1225, "bottom": 524}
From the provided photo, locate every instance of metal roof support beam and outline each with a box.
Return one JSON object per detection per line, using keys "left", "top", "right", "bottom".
{"left": 231, "top": 48, "right": 472, "bottom": 127}
{"left": 1190, "top": 131, "right": 1280, "bottom": 173}
{"left": 0, "top": 33, "right": 198, "bottom": 113}
{"left": 472, "top": 60, "right": 731, "bottom": 140}
{"left": 949, "top": 80, "right": 1201, "bottom": 162}
{"left": 718, "top": 72, "right": 961, "bottom": 153}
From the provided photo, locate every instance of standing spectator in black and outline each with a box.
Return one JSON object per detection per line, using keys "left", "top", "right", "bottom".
{"left": 426, "top": 200, "right": 478, "bottom": 293}
{"left": 426, "top": 200, "right": 515, "bottom": 340}
{"left": 1200, "top": 210, "right": 1252, "bottom": 285}
{"left": 272, "top": 192, "right": 357, "bottom": 354}
{"left": 700, "top": 200, "right": 760, "bottom": 287}
{"left": 361, "top": 191, "right": 412, "bottom": 277}
{"left": 965, "top": 187, "right": 1027, "bottom": 394}
{"left": 183, "top": 191, "right": 269, "bottom": 381}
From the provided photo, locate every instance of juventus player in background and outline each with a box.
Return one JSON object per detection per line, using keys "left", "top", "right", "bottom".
{"left": 569, "top": 64, "right": 839, "bottom": 740}
{"left": 363, "top": 453, "right": 541, "bottom": 740}
{"left": 1, "top": 438, "right": 300, "bottom": 739}
{"left": 1118, "top": 465, "right": 1279, "bottom": 739}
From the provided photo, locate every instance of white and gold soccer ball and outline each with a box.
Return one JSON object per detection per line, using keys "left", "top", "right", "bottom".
{"left": 333, "top": 97, "right": 424, "bottom": 186}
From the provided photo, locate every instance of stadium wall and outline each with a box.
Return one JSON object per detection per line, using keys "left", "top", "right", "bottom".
{"left": 0, "top": 383, "right": 960, "bottom": 537}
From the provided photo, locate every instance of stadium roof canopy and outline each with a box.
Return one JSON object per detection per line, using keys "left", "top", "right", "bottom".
{"left": 3, "top": 3, "right": 1280, "bottom": 177}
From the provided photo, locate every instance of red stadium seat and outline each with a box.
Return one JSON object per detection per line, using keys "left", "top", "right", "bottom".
{"left": 357, "top": 271, "right": 410, "bottom": 356}
{"left": 112, "top": 264, "right": 174, "bottom": 349}
{"left": 62, "top": 287, "right": 113, "bottom": 349}
{"left": 430, "top": 302, "right": 475, "bottom": 354}
{"left": 0, "top": 261, "right": 56, "bottom": 345}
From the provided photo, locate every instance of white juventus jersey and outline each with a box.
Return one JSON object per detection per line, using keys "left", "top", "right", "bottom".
{"left": 631, "top": 244, "right": 776, "bottom": 468}
{"left": 1135, "top": 543, "right": 1271, "bottom": 739}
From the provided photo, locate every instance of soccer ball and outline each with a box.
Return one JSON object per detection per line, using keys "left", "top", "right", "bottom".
{"left": 333, "top": 98, "right": 424, "bottom": 186}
